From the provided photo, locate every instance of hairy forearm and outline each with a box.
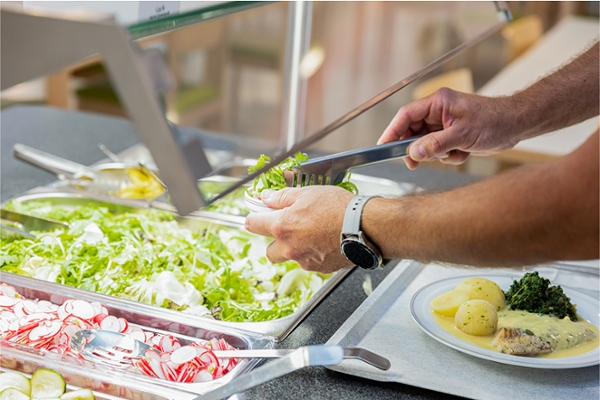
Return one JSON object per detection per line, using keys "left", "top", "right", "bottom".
{"left": 508, "top": 41, "right": 599, "bottom": 141}
{"left": 362, "top": 131, "right": 599, "bottom": 266}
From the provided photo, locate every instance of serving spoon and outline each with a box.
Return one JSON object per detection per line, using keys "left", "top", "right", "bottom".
{"left": 69, "top": 329, "right": 390, "bottom": 370}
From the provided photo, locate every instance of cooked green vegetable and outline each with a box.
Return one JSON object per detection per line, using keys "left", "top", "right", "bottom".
{"left": 504, "top": 272, "right": 578, "bottom": 321}
{"left": 248, "top": 153, "right": 358, "bottom": 196}
{"left": 1, "top": 200, "right": 330, "bottom": 322}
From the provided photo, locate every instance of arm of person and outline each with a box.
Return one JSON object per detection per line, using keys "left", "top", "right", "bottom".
{"left": 246, "top": 130, "right": 599, "bottom": 273}
{"left": 364, "top": 130, "right": 599, "bottom": 267}
{"left": 379, "top": 41, "right": 599, "bottom": 169}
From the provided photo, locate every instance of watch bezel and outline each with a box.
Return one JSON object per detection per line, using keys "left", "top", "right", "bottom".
{"left": 340, "top": 233, "right": 383, "bottom": 270}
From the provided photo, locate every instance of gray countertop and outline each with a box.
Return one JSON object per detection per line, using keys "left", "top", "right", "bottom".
{"left": 1, "top": 105, "right": 481, "bottom": 400}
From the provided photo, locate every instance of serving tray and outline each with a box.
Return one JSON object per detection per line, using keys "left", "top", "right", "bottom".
{"left": 326, "top": 261, "right": 600, "bottom": 400}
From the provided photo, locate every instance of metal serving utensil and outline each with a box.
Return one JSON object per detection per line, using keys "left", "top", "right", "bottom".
{"left": 13, "top": 144, "right": 133, "bottom": 193}
{"left": 195, "top": 345, "right": 344, "bottom": 400}
{"left": 1, "top": 209, "right": 69, "bottom": 238}
{"left": 70, "top": 330, "right": 390, "bottom": 370}
{"left": 291, "top": 135, "right": 421, "bottom": 187}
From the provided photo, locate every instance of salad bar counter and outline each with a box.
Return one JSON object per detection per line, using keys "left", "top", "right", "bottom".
{"left": 5, "top": 105, "right": 540, "bottom": 400}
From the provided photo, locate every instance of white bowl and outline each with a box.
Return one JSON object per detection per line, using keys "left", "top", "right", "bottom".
{"left": 244, "top": 191, "right": 275, "bottom": 213}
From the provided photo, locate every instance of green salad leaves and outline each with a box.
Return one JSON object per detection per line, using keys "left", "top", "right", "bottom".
{"left": 248, "top": 152, "right": 358, "bottom": 197}
{"left": 1, "top": 200, "right": 330, "bottom": 322}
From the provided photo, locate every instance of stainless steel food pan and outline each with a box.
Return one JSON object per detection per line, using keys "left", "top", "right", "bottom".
{"left": 1, "top": 273, "right": 273, "bottom": 399}
{"left": 1, "top": 191, "right": 352, "bottom": 341}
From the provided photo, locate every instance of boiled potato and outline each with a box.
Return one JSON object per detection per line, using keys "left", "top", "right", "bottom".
{"left": 455, "top": 299, "right": 498, "bottom": 336}
{"left": 455, "top": 277, "right": 506, "bottom": 311}
{"left": 430, "top": 289, "right": 470, "bottom": 317}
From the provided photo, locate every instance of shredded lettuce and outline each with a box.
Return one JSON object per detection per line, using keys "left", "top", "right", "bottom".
{"left": 248, "top": 153, "right": 358, "bottom": 196}
{"left": 1, "top": 200, "right": 330, "bottom": 322}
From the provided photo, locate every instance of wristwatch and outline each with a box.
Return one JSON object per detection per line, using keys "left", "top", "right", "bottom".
{"left": 340, "top": 195, "right": 383, "bottom": 270}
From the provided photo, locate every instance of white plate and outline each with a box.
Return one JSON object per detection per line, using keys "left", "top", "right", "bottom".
{"left": 410, "top": 274, "right": 600, "bottom": 369}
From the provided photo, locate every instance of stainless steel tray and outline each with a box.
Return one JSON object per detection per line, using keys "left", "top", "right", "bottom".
{"left": 326, "top": 261, "right": 600, "bottom": 399}
{"left": 1, "top": 274, "right": 273, "bottom": 399}
{"left": 1, "top": 190, "right": 351, "bottom": 341}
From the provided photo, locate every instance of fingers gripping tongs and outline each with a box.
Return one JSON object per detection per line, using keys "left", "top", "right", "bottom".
{"left": 291, "top": 135, "right": 421, "bottom": 187}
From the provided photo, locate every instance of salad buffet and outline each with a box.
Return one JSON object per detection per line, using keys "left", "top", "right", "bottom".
{"left": 0, "top": 147, "right": 378, "bottom": 399}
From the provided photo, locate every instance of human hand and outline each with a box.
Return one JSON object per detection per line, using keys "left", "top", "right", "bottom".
{"left": 379, "top": 88, "right": 517, "bottom": 169}
{"left": 244, "top": 186, "right": 356, "bottom": 273}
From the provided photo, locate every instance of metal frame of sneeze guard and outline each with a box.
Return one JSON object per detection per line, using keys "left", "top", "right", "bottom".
{"left": 0, "top": 5, "right": 210, "bottom": 215}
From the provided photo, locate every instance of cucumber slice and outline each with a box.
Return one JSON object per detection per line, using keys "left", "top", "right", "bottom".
{"left": 60, "top": 389, "right": 95, "bottom": 400}
{"left": 30, "top": 369, "right": 65, "bottom": 399}
{"left": 0, "top": 372, "right": 31, "bottom": 396}
{"left": 0, "top": 387, "right": 30, "bottom": 400}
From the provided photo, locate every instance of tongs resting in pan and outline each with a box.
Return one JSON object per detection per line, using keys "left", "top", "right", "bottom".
{"left": 1, "top": 209, "right": 69, "bottom": 238}
{"left": 291, "top": 135, "right": 421, "bottom": 187}
{"left": 14, "top": 143, "right": 132, "bottom": 193}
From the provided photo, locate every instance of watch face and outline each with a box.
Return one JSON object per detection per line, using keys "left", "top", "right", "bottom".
{"left": 341, "top": 239, "right": 379, "bottom": 270}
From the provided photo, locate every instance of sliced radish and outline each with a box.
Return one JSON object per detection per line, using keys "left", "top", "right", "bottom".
{"left": 100, "top": 315, "right": 120, "bottom": 331}
{"left": 13, "top": 302, "right": 26, "bottom": 319}
{"left": 63, "top": 299, "right": 75, "bottom": 314}
{"left": 22, "top": 313, "right": 53, "bottom": 324}
{"left": 148, "top": 358, "right": 166, "bottom": 380}
{"left": 57, "top": 304, "right": 71, "bottom": 321}
{"left": 70, "top": 300, "right": 95, "bottom": 320}
{"left": 0, "top": 295, "right": 15, "bottom": 307}
{"left": 159, "top": 335, "right": 176, "bottom": 353}
{"left": 144, "top": 349, "right": 161, "bottom": 362}
{"left": 89, "top": 301, "right": 103, "bottom": 315}
{"left": 198, "top": 349, "right": 219, "bottom": 366}
{"left": 29, "top": 320, "right": 61, "bottom": 341}
{"left": 160, "top": 362, "right": 177, "bottom": 381}
{"left": 193, "top": 370, "right": 213, "bottom": 383}
{"left": 117, "top": 317, "right": 128, "bottom": 333}
{"left": 170, "top": 345, "right": 198, "bottom": 365}
{"left": 92, "top": 313, "right": 108, "bottom": 326}
{"left": 8, "top": 319, "right": 22, "bottom": 331}
{"left": 151, "top": 335, "right": 162, "bottom": 347}
{"left": 137, "top": 358, "right": 158, "bottom": 378}
{"left": 21, "top": 300, "right": 37, "bottom": 314}
{"left": 62, "top": 324, "right": 81, "bottom": 338}
{"left": 0, "top": 284, "right": 18, "bottom": 298}
{"left": 129, "top": 329, "right": 146, "bottom": 343}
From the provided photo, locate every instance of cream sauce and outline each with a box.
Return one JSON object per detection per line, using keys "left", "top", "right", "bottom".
{"left": 432, "top": 309, "right": 599, "bottom": 358}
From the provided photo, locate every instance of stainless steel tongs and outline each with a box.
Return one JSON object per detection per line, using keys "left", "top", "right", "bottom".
{"left": 291, "top": 135, "right": 421, "bottom": 187}
{"left": 195, "top": 344, "right": 390, "bottom": 400}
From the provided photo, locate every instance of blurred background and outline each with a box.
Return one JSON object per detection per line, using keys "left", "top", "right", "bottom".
{"left": 2, "top": 1, "right": 599, "bottom": 175}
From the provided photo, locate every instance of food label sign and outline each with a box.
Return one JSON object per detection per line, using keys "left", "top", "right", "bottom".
{"left": 138, "top": 1, "right": 180, "bottom": 22}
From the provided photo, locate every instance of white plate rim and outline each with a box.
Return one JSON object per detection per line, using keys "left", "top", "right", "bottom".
{"left": 410, "top": 273, "right": 600, "bottom": 369}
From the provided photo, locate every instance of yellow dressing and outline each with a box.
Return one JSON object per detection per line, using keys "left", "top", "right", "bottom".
{"left": 432, "top": 308, "right": 599, "bottom": 358}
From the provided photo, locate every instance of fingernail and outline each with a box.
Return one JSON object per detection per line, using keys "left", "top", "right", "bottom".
{"left": 411, "top": 145, "right": 426, "bottom": 160}
{"left": 261, "top": 190, "right": 274, "bottom": 200}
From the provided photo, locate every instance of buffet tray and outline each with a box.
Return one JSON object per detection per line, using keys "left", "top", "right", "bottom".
{"left": 326, "top": 261, "right": 600, "bottom": 400}
{"left": 1, "top": 274, "right": 273, "bottom": 399}
{"left": 0, "top": 190, "right": 350, "bottom": 341}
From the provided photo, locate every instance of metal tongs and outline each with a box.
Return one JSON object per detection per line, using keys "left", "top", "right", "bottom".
{"left": 70, "top": 329, "right": 389, "bottom": 369}
{"left": 291, "top": 135, "right": 421, "bottom": 187}
{"left": 1, "top": 209, "right": 69, "bottom": 238}
{"left": 13, "top": 143, "right": 133, "bottom": 193}
{"left": 69, "top": 329, "right": 389, "bottom": 399}
{"left": 195, "top": 344, "right": 390, "bottom": 400}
